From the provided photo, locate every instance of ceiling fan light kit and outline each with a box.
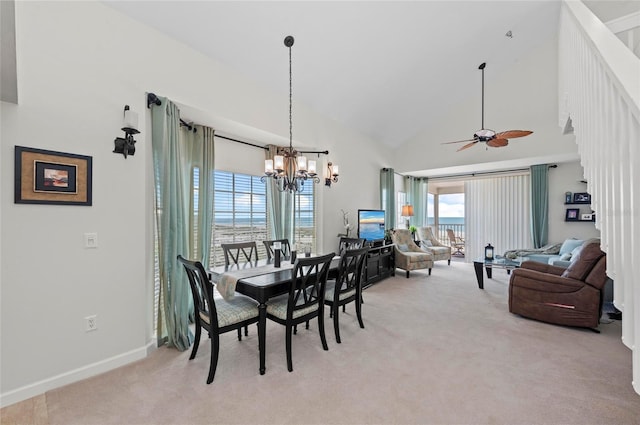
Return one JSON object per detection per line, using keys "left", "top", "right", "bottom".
{"left": 443, "top": 62, "right": 532, "bottom": 152}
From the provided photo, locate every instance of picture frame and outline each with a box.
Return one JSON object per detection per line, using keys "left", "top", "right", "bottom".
{"left": 565, "top": 192, "right": 572, "bottom": 203}
{"left": 581, "top": 213, "right": 593, "bottom": 221}
{"left": 15, "top": 146, "right": 92, "bottom": 206}
{"left": 573, "top": 192, "right": 591, "bottom": 203}
{"left": 565, "top": 208, "right": 580, "bottom": 221}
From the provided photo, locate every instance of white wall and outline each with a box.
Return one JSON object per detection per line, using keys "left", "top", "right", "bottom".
{"left": 548, "top": 160, "right": 600, "bottom": 243}
{"left": 0, "top": 1, "right": 389, "bottom": 406}
{"left": 395, "top": 36, "right": 579, "bottom": 174}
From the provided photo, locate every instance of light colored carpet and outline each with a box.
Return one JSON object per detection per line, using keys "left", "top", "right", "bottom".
{"left": 4, "top": 261, "right": 639, "bottom": 424}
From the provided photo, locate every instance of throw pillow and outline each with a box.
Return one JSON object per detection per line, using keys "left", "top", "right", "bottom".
{"left": 559, "top": 238, "right": 584, "bottom": 255}
{"left": 559, "top": 252, "right": 572, "bottom": 261}
{"left": 397, "top": 244, "right": 409, "bottom": 252}
{"left": 422, "top": 240, "right": 433, "bottom": 247}
{"left": 569, "top": 244, "right": 584, "bottom": 263}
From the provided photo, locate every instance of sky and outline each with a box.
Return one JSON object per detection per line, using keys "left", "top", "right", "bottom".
{"left": 428, "top": 193, "right": 465, "bottom": 217}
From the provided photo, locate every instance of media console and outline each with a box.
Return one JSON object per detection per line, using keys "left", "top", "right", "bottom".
{"left": 363, "top": 243, "right": 395, "bottom": 288}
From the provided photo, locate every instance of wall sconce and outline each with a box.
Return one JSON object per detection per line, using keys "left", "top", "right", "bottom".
{"left": 325, "top": 162, "right": 339, "bottom": 187}
{"left": 113, "top": 105, "right": 139, "bottom": 159}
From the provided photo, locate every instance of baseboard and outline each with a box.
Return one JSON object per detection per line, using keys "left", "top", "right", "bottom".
{"left": 0, "top": 339, "right": 156, "bottom": 408}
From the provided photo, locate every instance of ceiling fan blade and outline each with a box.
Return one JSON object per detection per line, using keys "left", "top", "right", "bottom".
{"left": 442, "top": 138, "right": 476, "bottom": 145}
{"left": 487, "top": 138, "right": 509, "bottom": 148}
{"left": 495, "top": 130, "right": 533, "bottom": 139}
{"left": 457, "top": 141, "right": 478, "bottom": 151}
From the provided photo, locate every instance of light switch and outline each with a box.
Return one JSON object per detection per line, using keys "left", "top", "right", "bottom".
{"left": 84, "top": 233, "right": 98, "bottom": 248}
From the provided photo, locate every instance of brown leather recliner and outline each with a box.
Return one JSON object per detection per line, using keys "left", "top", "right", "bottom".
{"left": 508, "top": 240, "right": 607, "bottom": 329}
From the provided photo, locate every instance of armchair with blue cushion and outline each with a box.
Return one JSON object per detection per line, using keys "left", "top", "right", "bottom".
{"left": 390, "top": 229, "right": 433, "bottom": 278}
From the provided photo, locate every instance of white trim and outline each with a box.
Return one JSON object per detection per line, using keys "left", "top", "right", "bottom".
{"left": 605, "top": 11, "right": 640, "bottom": 35}
{"left": 0, "top": 341, "right": 155, "bottom": 408}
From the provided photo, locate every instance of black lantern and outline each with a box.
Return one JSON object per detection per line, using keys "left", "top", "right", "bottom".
{"left": 484, "top": 243, "right": 494, "bottom": 261}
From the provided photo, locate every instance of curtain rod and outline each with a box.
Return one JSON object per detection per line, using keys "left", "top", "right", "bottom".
{"left": 426, "top": 164, "right": 557, "bottom": 181}
{"left": 215, "top": 133, "right": 328, "bottom": 156}
{"left": 382, "top": 168, "right": 404, "bottom": 176}
{"left": 147, "top": 92, "right": 329, "bottom": 155}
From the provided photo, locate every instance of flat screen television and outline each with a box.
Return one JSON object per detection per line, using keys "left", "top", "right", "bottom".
{"left": 358, "top": 209, "right": 386, "bottom": 241}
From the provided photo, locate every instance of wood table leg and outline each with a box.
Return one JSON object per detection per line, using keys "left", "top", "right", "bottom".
{"left": 486, "top": 266, "right": 492, "bottom": 279}
{"left": 473, "top": 261, "right": 484, "bottom": 289}
{"left": 258, "top": 303, "right": 267, "bottom": 375}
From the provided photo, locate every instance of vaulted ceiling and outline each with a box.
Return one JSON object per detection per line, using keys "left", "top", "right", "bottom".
{"left": 104, "top": 1, "right": 634, "bottom": 149}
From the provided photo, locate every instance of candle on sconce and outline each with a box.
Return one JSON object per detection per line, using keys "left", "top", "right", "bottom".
{"left": 123, "top": 109, "right": 138, "bottom": 131}
{"left": 332, "top": 165, "right": 339, "bottom": 176}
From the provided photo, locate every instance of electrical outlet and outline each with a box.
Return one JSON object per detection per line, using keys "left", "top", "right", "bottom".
{"left": 85, "top": 315, "right": 98, "bottom": 332}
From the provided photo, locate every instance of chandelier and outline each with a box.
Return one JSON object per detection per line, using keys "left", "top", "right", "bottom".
{"left": 262, "top": 35, "right": 329, "bottom": 193}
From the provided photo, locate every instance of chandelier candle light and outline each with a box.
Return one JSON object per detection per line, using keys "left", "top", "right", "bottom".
{"left": 263, "top": 35, "right": 338, "bottom": 192}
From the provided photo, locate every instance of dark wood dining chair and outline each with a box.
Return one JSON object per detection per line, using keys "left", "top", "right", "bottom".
{"left": 266, "top": 252, "right": 335, "bottom": 372}
{"left": 338, "top": 237, "right": 366, "bottom": 254}
{"left": 177, "top": 255, "right": 259, "bottom": 384}
{"left": 263, "top": 239, "right": 291, "bottom": 260}
{"left": 324, "top": 247, "right": 368, "bottom": 343}
{"left": 221, "top": 241, "right": 258, "bottom": 265}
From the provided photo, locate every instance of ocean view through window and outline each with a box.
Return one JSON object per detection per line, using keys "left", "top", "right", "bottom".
{"left": 211, "top": 170, "right": 268, "bottom": 266}
{"left": 428, "top": 192, "right": 465, "bottom": 243}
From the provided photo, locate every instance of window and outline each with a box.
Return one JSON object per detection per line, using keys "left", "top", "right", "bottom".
{"left": 397, "top": 191, "right": 407, "bottom": 229}
{"left": 210, "top": 170, "right": 268, "bottom": 266}
{"left": 294, "top": 180, "right": 316, "bottom": 252}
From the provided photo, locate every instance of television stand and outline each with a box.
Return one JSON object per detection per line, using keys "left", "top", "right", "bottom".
{"left": 369, "top": 239, "right": 385, "bottom": 248}
{"left": 363, "top": 243, "right": 395, "bottom": 288}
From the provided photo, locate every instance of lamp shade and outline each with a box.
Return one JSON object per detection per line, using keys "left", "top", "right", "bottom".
{"left": 401, "top": 205, "right": 414, "bottom": 217}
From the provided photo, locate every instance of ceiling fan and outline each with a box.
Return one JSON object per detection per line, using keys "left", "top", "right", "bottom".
{"left": 443, "top": 62, "right": 533, "bottom": 152}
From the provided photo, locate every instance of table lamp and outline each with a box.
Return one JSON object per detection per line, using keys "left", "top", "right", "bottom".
{"left": 401, "top": 204, "right": 414, "bottom": 229}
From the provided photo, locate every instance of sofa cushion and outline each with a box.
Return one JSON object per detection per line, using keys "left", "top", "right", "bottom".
{"left": 561, "top": 241, "right": 604, "bottom": 281}
{"left": 559, "top": 239, "right": 584, "bottom": 255}
{"left": 570, "top": 244, "right": 584, "bottom": 261}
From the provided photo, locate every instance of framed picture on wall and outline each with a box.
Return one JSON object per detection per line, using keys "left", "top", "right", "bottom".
{"left": 573, "top": 192, "right": 591, "bottom": 203}
{"left": 565, "top": 208, "right": 580, "bottom": 221}
{"left": 565, "top": 192, "right": 572, "bottom": 203}
{"left": 14, "top": 146, "right": 93, "bottom": 206}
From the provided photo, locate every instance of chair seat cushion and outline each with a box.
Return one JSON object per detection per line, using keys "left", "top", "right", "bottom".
{"left": 424, "top": 246, "right": 450, "bottom": 255}
{"left": 405, "top": 252, "right": 432, "bottom": 263}
{"left": 267, "top": 294, "right": 319, "bottom": 320}
{"left": 324, "top": 280, "right": 356, "bottom": 302}
{"left": 200, "top": 294, "right": 259, "bottom": 327}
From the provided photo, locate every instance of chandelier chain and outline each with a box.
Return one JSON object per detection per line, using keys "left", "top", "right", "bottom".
{"left": 261, "top": 35, "right": 329, "bottom": 193}
{"left": 289, "top": 43, "right": 293, "bottom": 151}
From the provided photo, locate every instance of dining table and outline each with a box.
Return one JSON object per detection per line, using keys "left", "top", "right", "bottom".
{"left": 210, "top": 255, "right": 339, "bottom": 375}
